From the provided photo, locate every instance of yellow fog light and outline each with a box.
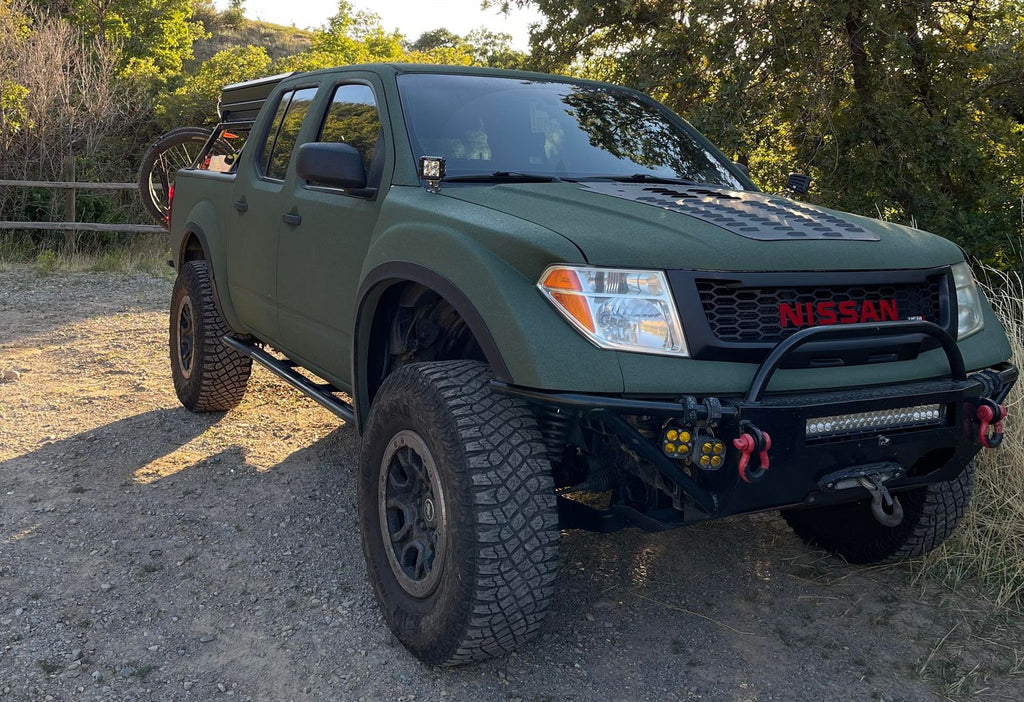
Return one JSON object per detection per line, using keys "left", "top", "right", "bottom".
{"left": 700, "top": 455, "right": 711, "bottom": 467}
{"left": 665, "top": 443, "right": 677, "bottom": 454}
{"left": 710, "top": 455, "right": 723, "bottom": 468}
{"left": 666, "top": 429, "right": 679, "bottom": 441}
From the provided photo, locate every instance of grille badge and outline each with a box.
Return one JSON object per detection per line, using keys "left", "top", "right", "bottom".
{"left": 779, "top": 299, "right": 900, "bottom": 328}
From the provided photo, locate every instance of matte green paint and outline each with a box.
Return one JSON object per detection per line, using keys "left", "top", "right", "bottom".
{"left": 169, "top": 63, "right": 1012, "bottom": 401}
{"left": 441, "top": 183, "right": 964, "bottom": 271}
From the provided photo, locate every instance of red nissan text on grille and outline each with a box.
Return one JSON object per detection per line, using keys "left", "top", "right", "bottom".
{"left": 779, "top": 299, "right": 899, "bottom": 327}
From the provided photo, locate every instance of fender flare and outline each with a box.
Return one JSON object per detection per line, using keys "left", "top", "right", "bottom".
{"left": 177, "top": 222, "right": 231, "bottom": 322}
{"left": 353, "top": 261, "right": 513, "bottom": 431}
{"left": 177, "top": 221, "right": 211, "bottom": 268}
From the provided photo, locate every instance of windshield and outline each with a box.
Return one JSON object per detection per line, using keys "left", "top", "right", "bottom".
{"left": 397, "top": 73, "right": 745, "bottom": 188}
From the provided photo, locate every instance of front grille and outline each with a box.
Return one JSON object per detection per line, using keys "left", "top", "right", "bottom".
{"left": 697, "top": 279, "right": 944, "bottom": 344}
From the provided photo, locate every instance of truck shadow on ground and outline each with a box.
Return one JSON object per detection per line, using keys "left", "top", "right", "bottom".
{"left": 1, "top": 408, "right": 1017, "bottom": 702}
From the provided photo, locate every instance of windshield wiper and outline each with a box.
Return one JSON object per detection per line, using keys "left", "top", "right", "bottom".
{"left": 581, "top": 173, "right": 704, "bottom": 186}
{"left": 442, "top": 171, "right": 562, "bottom": 183}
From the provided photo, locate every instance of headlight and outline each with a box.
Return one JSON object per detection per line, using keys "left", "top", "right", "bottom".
{"left": 951, "top": 261, "right": 984, "bottom": 339}
{"left": 537, "top": 265, "right": 689, "bottom": 356}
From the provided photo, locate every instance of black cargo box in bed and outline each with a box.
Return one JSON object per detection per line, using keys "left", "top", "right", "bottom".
{"left": 218, "top": 72, "right": 294, "bottom": 125}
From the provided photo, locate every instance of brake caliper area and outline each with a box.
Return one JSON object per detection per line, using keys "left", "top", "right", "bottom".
{"left": 733, "top": 422, "right": 771, "bottom": 483}
{"left": 976, "top": 398, "right": 1007, "bottom": 449}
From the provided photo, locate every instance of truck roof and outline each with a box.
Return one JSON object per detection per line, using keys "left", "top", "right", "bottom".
{"left": 266, "top": 62, "right": 625, "bottom": 93}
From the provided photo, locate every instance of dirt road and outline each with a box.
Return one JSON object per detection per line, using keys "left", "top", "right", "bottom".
{"left": 1, "top": 267, "right": 1021, "bottom": 701}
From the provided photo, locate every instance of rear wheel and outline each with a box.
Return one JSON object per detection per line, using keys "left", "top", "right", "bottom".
{"left": 358, "top": 360, "right": 559, "bottom": 665}
{"left": 781, "top": 462, "right": 974, "bottom": 564}
{"left": 169, "top": 260, "right": 251, "bottom": 411}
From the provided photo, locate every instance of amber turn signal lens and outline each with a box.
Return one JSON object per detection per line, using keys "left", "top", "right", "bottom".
{"left": 541, "top": 268, "right": 595, "bottom": 332}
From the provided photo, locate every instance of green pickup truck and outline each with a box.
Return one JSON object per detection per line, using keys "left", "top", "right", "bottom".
{"left": 164, "top": 63, "right": 1017, "bottom": 665}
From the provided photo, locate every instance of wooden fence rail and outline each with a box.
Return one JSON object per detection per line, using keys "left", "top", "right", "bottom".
{"left": 0, "top": 178, "right": 165, "bottom": 234}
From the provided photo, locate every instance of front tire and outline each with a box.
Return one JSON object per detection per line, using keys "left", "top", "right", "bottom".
{"left": 781, "top": 462, "right": 974, "bottom": 564}
{"left": 358, "top": 360, "right": 559, "bottom": 665}
{"left": 169, "top": 260, "right": 252, "bottom": 412}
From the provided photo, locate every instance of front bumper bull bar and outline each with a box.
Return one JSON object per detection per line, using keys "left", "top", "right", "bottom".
{"left": 493, "top": 322, "right": 1018, "bottom": 529}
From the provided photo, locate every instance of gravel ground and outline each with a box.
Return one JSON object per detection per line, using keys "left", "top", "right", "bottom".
{"left": 1, "top": 266, "right": 1022, "bottom": 702}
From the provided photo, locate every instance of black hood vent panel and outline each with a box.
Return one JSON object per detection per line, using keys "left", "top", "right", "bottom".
{"left": 580, "top": 182, "right": 880, "bottom": 242}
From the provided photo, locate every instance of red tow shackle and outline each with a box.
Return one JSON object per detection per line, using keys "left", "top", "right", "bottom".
{"left": 977, "top": 400, "right": 1007, "bottom": 449}
{"left": 733, "top": 423, "right": 772, "bottom": 483}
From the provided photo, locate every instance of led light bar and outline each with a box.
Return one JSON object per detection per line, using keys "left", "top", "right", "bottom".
{"left": 806, "top": 404, "right": 943, "bottom": 439}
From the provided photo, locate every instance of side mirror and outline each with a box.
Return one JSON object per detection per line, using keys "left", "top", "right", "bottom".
{"left": 296, "top": 142, "right": 367, "bottom": 189}
{"left": 732, "top": 161, "right": 749, "bottom": 177}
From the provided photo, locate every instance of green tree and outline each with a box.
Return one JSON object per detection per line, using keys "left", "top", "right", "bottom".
{"left": 159, "top": 44, "right": 272, "bottom": 127}
{"left": 62, "top": 0, "right": 206, "bottom": 74}
{"left": 0, "top": 1, "right": 32, "bottom": 148}
{"left": 222, "top": 0, "right": 245, "bottom": 28}
{"left": 464, "top": 28, "right": 525, "bottom": 69}
{"left": 275, "top": 1, "right": 404, "bottom": 72}
{"left": 409, "top": 27, "right": 462, "bottom": 52}
{"left": 503, "top": 0, "right": 1024, "bottom": 266}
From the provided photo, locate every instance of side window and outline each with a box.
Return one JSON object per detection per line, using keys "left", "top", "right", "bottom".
{"left": 260, "top": 86, "right": 318, "bottom": 181}
{"left": 259, "top": 91, "right": 291, "bottom": 176}
{"left": 318, "top": 84, "right": 383, "bottom": 187}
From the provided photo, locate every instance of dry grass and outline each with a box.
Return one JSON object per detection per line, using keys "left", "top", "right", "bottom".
{"left": 918, "top": 270, "right": 1024, "bottom": 609}
{"left": 23, "top": 234, "right": 172, "bottom": 278}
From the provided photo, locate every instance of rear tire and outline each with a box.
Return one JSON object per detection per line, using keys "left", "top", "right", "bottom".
{"left": 781, "top": 462, "right": 974, "bottom": 564}
{"left": 170, "top": 260, "right": 252, "bottom": 411}
{"left": 358, "top": 360, "right": 559, "bottom": 665}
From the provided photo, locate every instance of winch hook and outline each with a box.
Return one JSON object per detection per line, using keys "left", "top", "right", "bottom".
{"left": 858, "top": 474, "right": 904, "bottom": 527}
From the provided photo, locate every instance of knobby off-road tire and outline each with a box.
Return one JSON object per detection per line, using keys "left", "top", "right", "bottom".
{"left": 359, "top": 360, "right": 559, "bottom": 666}
{"left": 781, "top": 462, "right": 974, "bottom": 564}
{"left": 170, "top": 260, "right": 251, "bottom": 412}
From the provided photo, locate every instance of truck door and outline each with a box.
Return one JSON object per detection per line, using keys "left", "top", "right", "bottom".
{"left": 226, "top": 85, "right": 318, "bottom": 342}
{"left": 276, "top": 80, "right": 390, "bottom": 389}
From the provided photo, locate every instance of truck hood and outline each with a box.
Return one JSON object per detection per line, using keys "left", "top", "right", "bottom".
{"left": 440, "top": 182, "right": 963, "bottom": 271}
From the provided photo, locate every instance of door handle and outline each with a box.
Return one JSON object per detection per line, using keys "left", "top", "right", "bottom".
{"left": 233, "top": 200, "right": 248, "bottom": 212}
{"left": 282, "top": 212, "right": 302, "bottom": 226}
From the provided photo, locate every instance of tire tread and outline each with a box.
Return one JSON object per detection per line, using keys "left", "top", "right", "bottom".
{"left": 170, "top": 260, "right": 251, "bottom": 412}
{"left": 361, "top": 360, "right": 558, "bottom": 665}
{"left": 782, "top": 463, "right": 974, "bottom": 564}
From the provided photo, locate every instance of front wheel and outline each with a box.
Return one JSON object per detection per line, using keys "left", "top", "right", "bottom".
{"left": 358, "top": 361, "right": 559, "bottom": 665}
{"left": 169, "top": 260, "right": 252, "bottom": 411}
{"left": 781, "top": 462, "right": 974, "bottom": 564}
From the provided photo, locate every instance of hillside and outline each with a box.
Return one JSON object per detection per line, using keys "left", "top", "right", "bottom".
{"left": 189, "top": 17, "right": 313, "bottom": 66}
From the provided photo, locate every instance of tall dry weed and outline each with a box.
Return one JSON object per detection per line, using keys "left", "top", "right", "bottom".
{"left": 919, "top": 270, "right": 1024, "bottom": 607}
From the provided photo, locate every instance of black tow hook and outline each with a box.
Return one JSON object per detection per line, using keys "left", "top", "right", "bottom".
{"left": 733, "top": 421, "right": 771, "bottom": 483}
{"left": 858, "top": 474, "right": 904, "bottom": 527}
{"left": 976, "top": 398, "right": 1007, "bottom": 449}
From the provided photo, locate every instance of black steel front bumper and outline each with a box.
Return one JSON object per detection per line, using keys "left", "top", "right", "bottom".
{"left": 494, "top": 322, "right": 1018, "bottom": 529}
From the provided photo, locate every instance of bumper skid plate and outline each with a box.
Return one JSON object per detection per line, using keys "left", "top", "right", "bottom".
{"left": 495, "top": 322, "right": 1018, "bottom": 531}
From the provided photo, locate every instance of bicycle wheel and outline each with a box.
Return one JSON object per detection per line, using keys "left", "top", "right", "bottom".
{"left": 138, "top": 127, "right": 232, "bottom": 224}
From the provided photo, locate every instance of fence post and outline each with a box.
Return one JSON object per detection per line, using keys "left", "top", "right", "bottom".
{"left": 64, "top": 155, "right": 77, "bottom": 250}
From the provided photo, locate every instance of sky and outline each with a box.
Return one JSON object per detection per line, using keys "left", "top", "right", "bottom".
{"left": 213, "top": 1, "right": 544, "bottom": 50}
